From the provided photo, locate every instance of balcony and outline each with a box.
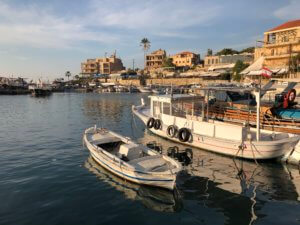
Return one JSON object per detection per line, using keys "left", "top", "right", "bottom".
{"left": 265, "top": 38, "right": 300, "bottom": 48}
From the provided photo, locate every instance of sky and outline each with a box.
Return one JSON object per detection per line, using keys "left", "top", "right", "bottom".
{"left": 0, "top": 0, "right": 299, "bottom": 80}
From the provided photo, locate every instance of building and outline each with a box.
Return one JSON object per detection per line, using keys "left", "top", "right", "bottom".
{"left": 145, "top": 49, "right": 166, "bottom": 71}
{"left": 81, "top": 54, "right": 125, "bottom": 76}
{"left": 171, "top": 51, "right": 200, "bottom": 68}
{"left": 254, "top": 19, "right": 300, "bottom": 70}
{"left": 204, "top": 53, "right": 254, "bottom": 68}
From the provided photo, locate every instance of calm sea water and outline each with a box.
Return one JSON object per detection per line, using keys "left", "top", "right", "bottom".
{"left": 1, "top": 93, "right": 300, "bottom": 225}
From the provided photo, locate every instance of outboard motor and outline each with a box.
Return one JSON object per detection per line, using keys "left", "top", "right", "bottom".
{"left": 146, "top": 141, "right": 163, "bottom": 154}
{"left": 167, "top": 146, "right": 193, "bottom": 165}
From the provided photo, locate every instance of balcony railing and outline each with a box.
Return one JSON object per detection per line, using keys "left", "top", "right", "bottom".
{"left": 265, "top": 37, "right": 300, "bottom": 47}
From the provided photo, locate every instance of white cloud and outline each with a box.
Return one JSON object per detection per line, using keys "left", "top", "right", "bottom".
{"left": 274, "top": 0, "right": 300, "bottom": 20}
{"left": 0, "top": 1, "right": 119, "bottom": 48}
{"left": 0, "top": 0, "right": 221, "bottom": 49}
{"left": 89, "top": 0, "right": 220, "bottom": 30}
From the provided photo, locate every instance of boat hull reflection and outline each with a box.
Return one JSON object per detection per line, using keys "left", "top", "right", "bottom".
{"left": 84, "top": 156, "right": 183, "bottom": 212}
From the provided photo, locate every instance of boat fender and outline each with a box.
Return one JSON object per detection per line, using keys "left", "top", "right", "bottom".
{"left": 185, "top": 148, "right": 193, "bottom": 160}
{"left": 283, "top": 89, "right": 296, "bottom": 109}
{"left": 178, "top": 128, "right": 191, "bottom": 142}
{"left": 167, "top": 125, "right": 178, "bottom": 138}
{"left": 167, "top": 146, "right": 179, "bottom": 158}
{"left": 154, "top": 119, "right": 162, "bottom": 130}
{"left": 147, "top": 117, "right": 155, "bottom": 128}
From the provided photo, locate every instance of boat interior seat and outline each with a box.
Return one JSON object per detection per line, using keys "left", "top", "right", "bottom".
{"left": 129, "top": 155, "right": 167, "bottom": 171}
{"left": 118, "top": 143, "right": 142, "bottom": 161}
{"left": 97, "top": 141, "right": 123, "bottom": 152}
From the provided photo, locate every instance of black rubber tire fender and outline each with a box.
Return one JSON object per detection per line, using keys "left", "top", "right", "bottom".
{"left": 178, "top": 128, "right": 191, "bottom": 142}
{"left": 147, "top": 117, "right": 155, "bottom": 128}
{"left": 154, "top": 119, "right": 162, "bottom": 130}
{"left": 167, "top": 125, "right": 178, "bottom": 138}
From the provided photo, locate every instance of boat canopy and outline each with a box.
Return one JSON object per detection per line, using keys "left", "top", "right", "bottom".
{"left": 149, "top": 94, "right": 203, "bottom": 104}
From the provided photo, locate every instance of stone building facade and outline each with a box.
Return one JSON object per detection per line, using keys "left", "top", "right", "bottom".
{"left": 145, "top": 49, "right": 166, "bottom": 71}
{"left": 171, "top": 51, "right": 200, "bottom": 68}
{"left": 81, "top": 54, "right": 125, "bottom": 76}
{"left": 204, "top": 53, "right": 254, "bottom": 67}
{"left": 254, "top": 19, "right": 300, "bottom": 70}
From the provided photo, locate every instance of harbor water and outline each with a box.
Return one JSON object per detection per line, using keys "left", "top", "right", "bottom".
{"left": 1, "top": 93, "right": 300, "bottom": 225}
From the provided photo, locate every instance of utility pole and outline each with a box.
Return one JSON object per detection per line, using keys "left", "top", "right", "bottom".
{"left": 132, "top": 59, "right": 135, "bottom": 71}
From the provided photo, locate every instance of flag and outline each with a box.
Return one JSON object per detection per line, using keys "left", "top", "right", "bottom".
{"left": 261, "top": 67, "right": 272, "bottom": 78}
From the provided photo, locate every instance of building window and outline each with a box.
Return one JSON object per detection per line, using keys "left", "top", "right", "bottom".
{"left": 282, "top": 36, "right": 289, "bottom": 42}
{"left": 271, "top": 49, "right": 274, "bottom": 56}
{"left": 216, "top": 59, "right": 218, "bottom": 64}
{"left": 268, "top": 33, "right": 276, "bottom": 44}
{"left": 208, "top": 59, "right": 210, "bottom": 64}
{"left": 212, "top": 59, "right": 214, "bottom": 64}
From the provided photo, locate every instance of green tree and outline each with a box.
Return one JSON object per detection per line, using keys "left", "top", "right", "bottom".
{"left": 126, "top": 68, "right": 137, "bottom": 75}
{"left": 239, "top": 47, "right": 255, "bottom": 54}
{"left": 216, "top": 48, "right": 239, "bottom": 56}
{"left": 140, "top": 38, "right": 151, "bottom": 69}
{"left": 290, "top": 53, "right": 300, "bottom": 73}
{"left": 207, "top": 48, "right": 213, "bottom": 56}
{"left": 162, "top": 57, "right": 175, "bottom": 68}
{"left": 65, "top": 71, "right": 71, "bottom": 81}
{"left": 232, "top": 60, "right": 249, "bottom": 81}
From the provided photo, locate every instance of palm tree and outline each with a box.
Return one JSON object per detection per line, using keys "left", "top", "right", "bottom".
{"left": 65, "top": 71, "right": 71, "bottom": 81}
{"left": 140, "top": 38, "right": 151, "bottom": 69}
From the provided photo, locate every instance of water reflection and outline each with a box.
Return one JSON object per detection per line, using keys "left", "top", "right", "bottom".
{"left": 84, "top": 156, "right": 183, "bottom": 213}
{"left": 138, "top": 130, "right": 300, "bottom": 225}
{"left": 83, "top": 97, "right": 123, "bottom": 120}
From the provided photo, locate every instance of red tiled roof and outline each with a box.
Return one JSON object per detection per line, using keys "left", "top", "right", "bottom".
{"left": 176, "top": 51, "right": 195, "bottom": 55}
{"left": 268, "top": 19, "right": 300, "bottom": 32}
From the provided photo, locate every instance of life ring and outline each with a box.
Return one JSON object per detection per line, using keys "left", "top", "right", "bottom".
{"left": 283, "top": 89, "right": 296, "bottom": 109}
{"left": 167, "top": 125, "right": 178, "bottom": 138}
{"left": 147, "top": 117, "right": 155, "bottom": 128}
{"left": 154, "top": 119, "right": 162, "bottom": 130}
{"left": 178, "top": 128, "right": 191, "bottom": 142}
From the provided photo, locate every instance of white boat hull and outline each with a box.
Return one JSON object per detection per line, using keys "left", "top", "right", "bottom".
{"left": 83, "top": 129, "right": 179, "bottom": 190}
{"left": 283, "top": 142, "right": 300, "bottom": 165}
{"left": 133, "top": 105, "right": 300, "bottom": 160}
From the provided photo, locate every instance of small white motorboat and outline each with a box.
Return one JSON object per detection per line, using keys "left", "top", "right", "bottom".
{"left": 83, "top": 126, "right": 182, "bottom": 190}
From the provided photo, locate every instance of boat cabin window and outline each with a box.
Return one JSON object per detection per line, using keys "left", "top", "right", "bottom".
{"left": 172, "top": 101, "right": 186, "bottom": 117}
{"left": 153, "top": 101, "right": 162, "bottom": 117}
{"left": 163, "top": 102, "right": 171, "bottom": 115}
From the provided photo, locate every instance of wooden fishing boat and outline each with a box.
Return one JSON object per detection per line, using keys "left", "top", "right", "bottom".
{"left": 132, "top": 90, "right": 300, "bottom": 160}
{"left": 83, "top": 126, "right": 182, "bottom": 190}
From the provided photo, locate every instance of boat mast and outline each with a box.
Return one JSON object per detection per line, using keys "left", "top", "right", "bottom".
{"left": 254, "top": 79, "right": 261, "bottom": 141}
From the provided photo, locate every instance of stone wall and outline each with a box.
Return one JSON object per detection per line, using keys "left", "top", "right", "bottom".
{"left": 98, "top": 77, "right": 231, "bottom": 86}
{"left": 146, "top": 78, "right": 204, "bottom": 86}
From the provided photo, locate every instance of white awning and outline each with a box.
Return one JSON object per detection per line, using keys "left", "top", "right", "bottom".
{"left": 208, "top": 63, "right": 235, "bottom": 71}
{"left": 247, "top": 70, "right": 262, "bottom": 75}
{"left": 277, "top": 68, "right": 288, "bottom": 74}
{"left": 241, "top": 56, "right": 264, "bottom": 74}
{"left": 101, "top": 82, "right": 115, "bottom": 87}
{"left": 198, "top": 72, "right": 221, "bottom": 77}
